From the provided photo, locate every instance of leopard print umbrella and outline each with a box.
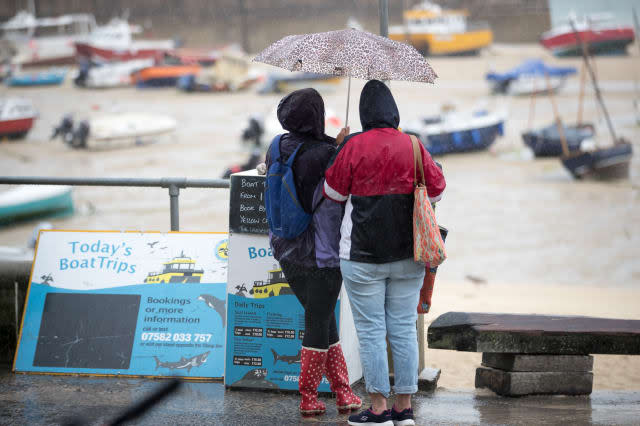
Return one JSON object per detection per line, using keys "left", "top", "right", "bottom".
{"left": 254, "top": 28, "right": 437, "bottom": 83}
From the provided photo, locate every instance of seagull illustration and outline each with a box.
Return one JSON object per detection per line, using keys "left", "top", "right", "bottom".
{"left": 147, "top": 241, "right": 159, "bottom": 248}
{"left": 40, "top": 273, "right": 54, "bottom": 285}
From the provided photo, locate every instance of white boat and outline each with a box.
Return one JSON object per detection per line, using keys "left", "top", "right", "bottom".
{"left": 52, "top": 113, "right": 177, "bottom": 150}
{"left": 1, "top": 11, "right": 95, "bottom": 66}
{"left": 74, "top": 58, "right": 155, "bottom": 88}
{"left": 0, "top": 185, "right": 73, "bottom": 224}
{"left": 75, "top": 18, "right": 175, "bottom": 63}
{"left": 0, "top": 97, "right": 37, "bottom": 139}
{"left": 497, "top": 74, "right": 569, "bottom": 96}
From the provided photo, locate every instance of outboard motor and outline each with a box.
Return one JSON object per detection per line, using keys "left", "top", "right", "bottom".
{"left": 51, "top": 115, "right": 74, "bottom": 141}
{"left": 71, "top": 120, "right": 90, "bottom": 149}
{"left": 241, "top": 115, "right": 264, "bottom": 147}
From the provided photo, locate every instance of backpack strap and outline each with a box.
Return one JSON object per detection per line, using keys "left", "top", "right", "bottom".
{"left": 269, "top": 134, "right": 283, "bottom": 163}
{"left": 286, "top": 142, "right": 305, "bottom": 167}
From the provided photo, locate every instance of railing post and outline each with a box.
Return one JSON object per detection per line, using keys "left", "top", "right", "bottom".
{"left": 168, "top": 185, "right": 180, "bottom": 231}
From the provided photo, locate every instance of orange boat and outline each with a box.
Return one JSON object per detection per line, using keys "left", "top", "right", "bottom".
{"left": 132, "top": 65, "right": 201, "bottom": 88}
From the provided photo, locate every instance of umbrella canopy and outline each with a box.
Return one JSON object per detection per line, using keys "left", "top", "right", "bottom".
{"left": 486, "top": 59, "right": 576, "bottom": 82}
{"left": 254, "top": 28, "right": 437, "bottom": 83}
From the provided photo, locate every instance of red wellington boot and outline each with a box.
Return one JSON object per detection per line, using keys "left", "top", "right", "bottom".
{"left": 299, "top": 347, "right": 327, "bottom": 416}
{"left": 325, "top": 342, "right": 362, "bottom": 413}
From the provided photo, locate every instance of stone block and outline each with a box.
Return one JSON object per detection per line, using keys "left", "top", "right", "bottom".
{"left": 475, "top": 366, "right": 593, "bottom": 397}
{"left": 428, "top": 312, "right": 640, "bottom": 355}
{"left": 482, "top": 353, "right": 593, "bottom": 372}
{"left": 388, "top": 367, "right": 441, "bottom": 392}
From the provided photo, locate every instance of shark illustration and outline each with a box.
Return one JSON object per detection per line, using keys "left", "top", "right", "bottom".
{"left": 232, "top": 368, "right": 279, "bottom": 389}
{"left": 198, "top": 294, "right": 226, "bottom": 327}
{"left": 271, "top": 348, "right": 301, "bottom": 365}
{"left": 153, "top": 351, "right": 210, "bottom": 372}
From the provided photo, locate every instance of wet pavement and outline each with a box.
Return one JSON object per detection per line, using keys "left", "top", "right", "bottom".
{"left": 1, "top": 370, "right": 639, "bottom": 425}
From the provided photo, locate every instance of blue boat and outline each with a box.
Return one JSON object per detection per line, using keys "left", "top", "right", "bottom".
{"left": 522, "top": 122, "right": 595, "bottom": 157}
{"left": 486, "top": 59, "right": 576, "bottom": 96}
{"left": 403, "top": 110, "right": 505, "bottom": 156}
{"left": 6, "top": 68, "right": 67, "bottom": 87}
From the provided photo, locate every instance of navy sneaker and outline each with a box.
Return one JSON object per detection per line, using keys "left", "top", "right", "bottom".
{"left": 391, "top": 406, "right": 415, "bottom": 426}
{"left": 348, "top": 407, "right": 393, "bottom": 426}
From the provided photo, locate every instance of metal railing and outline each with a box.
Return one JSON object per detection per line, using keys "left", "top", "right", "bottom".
{"left": 0, "top": 176, "right": 230, "bottom": 231}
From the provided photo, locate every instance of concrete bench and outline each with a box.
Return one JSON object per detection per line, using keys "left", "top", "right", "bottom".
{"left": 427, "top": 312, "right": 640, "bottom": 396}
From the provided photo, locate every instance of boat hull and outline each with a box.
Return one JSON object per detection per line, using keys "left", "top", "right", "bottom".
{"left": 541, "top": 28, "right": 635, "bottom": 57}
{"left": 133, "top": 65, "right": 201, "bottom": 88}
{"left": 0, "top": 117, "right": 35, "bottom": 138}
{"left": 0, "top": 186, "right": 74, "bottom": 225}
{"left": 75, "top": 42, "right": 168, "bottom": 63}
{"left": 522, "top": 123, "right": 594, "bottom": 157}
{"left": 389, "top": 28, "right": 492, "bottom": 55}
{"left": 6, "top": 72, "right": 66, "bottom": 87}
{"left": 561, "top": 142, "right": 633, "bottom": 180}
{"left": 411, "top": 121, "right": 504, "bottom": 156}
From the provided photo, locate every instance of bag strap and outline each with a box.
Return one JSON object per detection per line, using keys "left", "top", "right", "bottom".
{"left": 269, "top": 134, "right": 283, "bottom": 163}
{"left": 286, "top": 142, "right": 305, "bottom": 167}
{"left": 410, "top": 134, "right": 426, "bottom": 187}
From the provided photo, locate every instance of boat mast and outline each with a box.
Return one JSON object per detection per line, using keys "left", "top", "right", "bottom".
{"left": 569, "top": 20, "right": 618, "bottom": 143}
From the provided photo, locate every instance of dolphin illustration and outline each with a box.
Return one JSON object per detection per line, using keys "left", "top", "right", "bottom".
{"left": 232, "top": 368, "right": 279, "bottom": 389}
{"left": 271, "top": 348, "right": 301, "bottom": 365}
{"left": 198, "top": 294, "right": 226, "bottom": 327}
{"left": 153, "top": 351, "right": 210, "bottom": 372}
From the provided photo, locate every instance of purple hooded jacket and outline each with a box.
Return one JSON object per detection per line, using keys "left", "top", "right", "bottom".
{"left": 265, "top": 88, "right": 341, "bottom": 269}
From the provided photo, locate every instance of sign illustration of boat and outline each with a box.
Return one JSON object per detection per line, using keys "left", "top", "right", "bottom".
{"left": 389, "top": 1, "right": 492, "bottom": 56}
{"left": 144, "top": 251, "right": 204, "bottom": 284}
{"left": 0, "top": 97, "right": 37, "bottom": 139}
{"left": 249, "top": 268, "right": 294, "bottom": 298}
{"left": 402, "top": 108, "right": 505, "bottom": 156}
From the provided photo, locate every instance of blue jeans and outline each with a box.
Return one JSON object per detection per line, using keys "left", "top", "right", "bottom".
{"left": 341, "top": 258, "right": 425, "bottom": 397}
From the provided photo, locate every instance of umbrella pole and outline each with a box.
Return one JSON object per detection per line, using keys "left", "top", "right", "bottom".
{"left": 345, "top": 75, "right": 351, "bottom": 128}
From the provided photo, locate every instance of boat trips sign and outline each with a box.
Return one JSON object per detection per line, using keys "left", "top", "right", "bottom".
{"left": 13, "top": 230, "right": 229, "bottom": 379}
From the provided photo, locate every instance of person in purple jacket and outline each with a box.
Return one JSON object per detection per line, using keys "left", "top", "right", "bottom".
{"left": 265, "top": 88, "right": 360, "bottom": 417}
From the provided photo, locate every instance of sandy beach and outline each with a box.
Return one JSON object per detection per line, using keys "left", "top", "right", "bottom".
{"left": 1, "top": 43, "right": 639, "bottom": 390}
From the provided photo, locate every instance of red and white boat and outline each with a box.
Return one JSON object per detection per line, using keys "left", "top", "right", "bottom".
{"left": 75, "top": 18, "right": 175, "bottom": 63}
{"left": 1, "top": 11, "right": 96, "bottom": 66}
{"left": 0, "top": 97, "right": 37, "bottom": 139}
{"left": 541, "top": 13, "right": 635, "bottom": 57}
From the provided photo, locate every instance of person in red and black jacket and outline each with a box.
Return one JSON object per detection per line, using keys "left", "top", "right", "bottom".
{"left": 324, "top": 80, "right": 445, "bottom": 426}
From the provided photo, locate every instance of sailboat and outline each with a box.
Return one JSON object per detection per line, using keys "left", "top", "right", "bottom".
{"left": 559, "top": 22, "right": 633, "bottom": 180}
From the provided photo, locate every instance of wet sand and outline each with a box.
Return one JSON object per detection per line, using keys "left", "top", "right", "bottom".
{"left": 1, "top": 43, "right": 639, "bottom": 389}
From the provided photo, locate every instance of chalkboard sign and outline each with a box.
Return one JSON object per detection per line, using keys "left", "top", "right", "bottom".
{"left": 229, "top": 171, "right": 269, "bottom": 235}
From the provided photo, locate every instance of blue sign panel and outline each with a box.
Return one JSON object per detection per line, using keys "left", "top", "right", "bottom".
{"left": 14, "top": 230, "right": 229, "bottom": 379}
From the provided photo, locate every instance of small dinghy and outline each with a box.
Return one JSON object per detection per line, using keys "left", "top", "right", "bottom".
{"left": 0, "top": 185, "right": 73, "bottom": 225}
{"left": 0, "top": 97, "right": 37, "bottom": 139}
{"left": 132, "top": 65, "right": 201, "bottom": 88}
{"left": 5, "top": 68, "right": 67, "bottom": 87}
{"left": 486, "top": 59, "right": 576, "bottom": 96}
{"left": 402, "top": 108, "right": 505, "bottom": 156}
{"left": 74, "top": 58, "right": 155, "bottom": 88}
{"left": 561, "top": 140, "right": 633, "bottom": 179}
{"left": 522, "top": 121, "right": 594, "bottom": 157}
{"left": 51, "top": 113, "right": 176, "bottom": 149}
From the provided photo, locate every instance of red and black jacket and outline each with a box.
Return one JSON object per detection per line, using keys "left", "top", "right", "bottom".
{"left": 324, "top": 80, "right": 445, "bottom": 264}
